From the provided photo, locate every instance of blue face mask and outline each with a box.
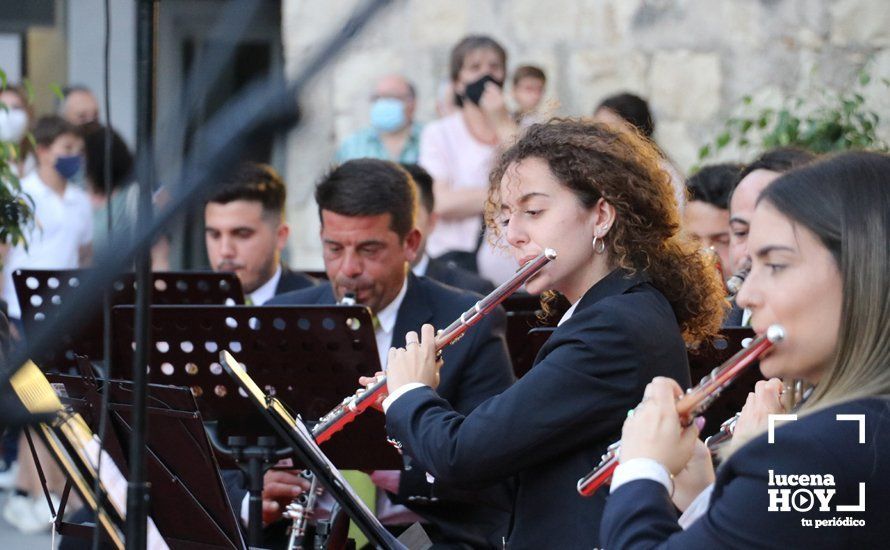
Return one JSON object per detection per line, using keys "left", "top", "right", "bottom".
{"left": 369, "top": 98, "right": 406, "bottom": 133}
{"left": 54, "top": 154, "right": 83, "bottom": 180}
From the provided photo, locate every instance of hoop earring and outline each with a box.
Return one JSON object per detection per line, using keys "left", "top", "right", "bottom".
{"left": 592, "top": 236, "right": 606, "bottom": 254}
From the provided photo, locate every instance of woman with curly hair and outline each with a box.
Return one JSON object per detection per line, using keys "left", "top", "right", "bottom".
{"left": 376, "top": 119, "right": 726, "bottom": 548}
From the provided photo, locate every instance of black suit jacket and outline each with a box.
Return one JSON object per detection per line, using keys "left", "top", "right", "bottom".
{"left": 601, "top": 398, "right": 890, "bottom": 549}
{"left": 269, "top": 273, "right": 516, "bottom": 548}
{"left": 724, "top": 299, "right": 745, "bottom": 327}
{"left": 385, "top": 268, "right": 691, "bottom": 549}
{"left": 273, "top": 266, "right": 317, "bottom": 296}
{"left": 424, "top": 257, "right": 496, "bottom": 296}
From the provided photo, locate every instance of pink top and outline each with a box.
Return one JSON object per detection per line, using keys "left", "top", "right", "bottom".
{"left": 418, "top": 112, "right": 496, "bottom": 257}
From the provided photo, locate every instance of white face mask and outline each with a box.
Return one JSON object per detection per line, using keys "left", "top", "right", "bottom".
{"left": 0, "top": 108, "right": 28, "bottom": 143}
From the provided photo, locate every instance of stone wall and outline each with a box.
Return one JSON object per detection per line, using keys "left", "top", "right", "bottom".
{"left": 282, "top": 0, "right": 890, "bottom": 269}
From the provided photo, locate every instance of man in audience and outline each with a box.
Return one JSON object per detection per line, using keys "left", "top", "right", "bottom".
{"left": 336, "top": 74, "right": 422, "bottom": 164}
{"left": 402, "top": 163, "right": 495, "bottom": 295}
{"left": 684, "top": 163, "right": 742, "bottom": 281}
{"left": 267, "top": 159, "right": 514, "bottom": 547}
{"left": 58, "top": 85, "right": 100, "bottom": 126}
{"left": 726, "top": 147, "right": 816, "bottom": 325}
{"left": 204, "top": 162, "right": 315, "bottom": 304}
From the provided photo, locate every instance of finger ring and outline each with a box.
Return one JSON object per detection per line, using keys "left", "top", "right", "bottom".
{"left": 406, "top": 341, "right": 419, "bottom": 347}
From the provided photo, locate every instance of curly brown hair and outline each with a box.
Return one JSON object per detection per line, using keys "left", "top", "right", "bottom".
{"left": 486, "top": 118, "right": 726, "bottom": 343}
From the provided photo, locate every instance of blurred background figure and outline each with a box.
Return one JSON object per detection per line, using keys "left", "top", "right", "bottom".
{"left": 336, "top": 74, "right": 423, "bottom": 164}
{"left": 419, "top": 35, "right": 520, "bottom": 286}
{"left": 82, "top": 123, "right": 136, "bottom": 255}
{"left": 0, "top": 84, "right": 36, "bottom": 177}
{"left": 683, "top": 163, "right": 742, "bottom": 281}
{"left": 402, "top": 163, "right": 495, "bottom": 295}
{"left": 593, "top": 92, "right": 686, "bottom": 211}
{"left": 511, "top": 65, "right": 547, "bottom": 127}
{"left": 57, "top": 85, "right": 99, "bottom": 126}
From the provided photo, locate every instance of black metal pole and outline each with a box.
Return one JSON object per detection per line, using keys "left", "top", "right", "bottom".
{"left": 127, "top": 1, "right": 155, "bottom": 548}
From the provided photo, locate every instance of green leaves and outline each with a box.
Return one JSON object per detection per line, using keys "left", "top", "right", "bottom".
{"left": 0, "top": 68, "right": 36, "bottom": 251}
{"left": 699, "top": 70, "right": 888, "bottom": 162}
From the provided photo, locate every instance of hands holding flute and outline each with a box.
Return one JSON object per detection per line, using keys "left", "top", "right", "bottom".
{"left": 618, "top": 376, "right": 786, "bottom": 511}
{"left": 357, "top": 324, "right": 443, "bottom": 411}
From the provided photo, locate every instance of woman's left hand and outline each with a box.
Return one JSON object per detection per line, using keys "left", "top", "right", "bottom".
{"left": 619, "top": 377, "right": 702, "bottom": 476}
{"left": 671, "top": 439, "right": 715, "bottom": 511}
{"left": 386, "top": 324, "right": 441, "bottom": 394}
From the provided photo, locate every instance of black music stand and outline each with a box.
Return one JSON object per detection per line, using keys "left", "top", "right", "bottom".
{"left": 44, "top": 371, "right": 246, "bottom": 549}
{"left": 511, "top": 327, "right": 556, "bottom": 379}
{"left": 110, "top": 304, "right": 405, "bottom": 546}
{"left": 13, "top": 269, "right": 244, "bottom": 370}
{"left": 220, "top": 351, "right": 414, "bottom": 550}
{"left": 501, "top": 294, "right": 567, "bottom": 378}
{"left": 688, "top": 327, "right": 760, "bottom": 438}
{"left": 109, "top": 304, "right": 402, "bottom": 470}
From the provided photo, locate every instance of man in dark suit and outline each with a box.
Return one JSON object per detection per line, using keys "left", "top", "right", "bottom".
{"left": 401, "top": 163, "right": 496, "bottom": 296}
{"left": 267, "top": 159, "right": 515, "bottom": 548}
{"left": 204, "top": 162, "right": 315, "bottom": 305}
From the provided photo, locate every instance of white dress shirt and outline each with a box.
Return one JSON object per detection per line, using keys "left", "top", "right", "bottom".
{"left": 610, "top": 457, "right": 674, "bottom": 494}
{"left": 246, "top": 265, "right": 282, "bottom": 305}
{"left": 411, "top": 254, "right": 430, "bottom": 277}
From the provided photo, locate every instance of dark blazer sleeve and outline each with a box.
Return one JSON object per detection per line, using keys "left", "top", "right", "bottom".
{"left": 443, "top": 305, "right": 514, "bottom": 414}
{"left": 385, "top": 300, "right": 647, "bottom": 488}
{"left": 600, "top": 401, "right": 888, "bottom": 549}
{"left": 394, "top": 304, "right": 515, "bottom": 505}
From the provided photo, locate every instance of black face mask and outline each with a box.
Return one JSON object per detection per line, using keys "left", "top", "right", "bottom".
{"left": 462, "top": 74, "right": 503, "bottom": 106}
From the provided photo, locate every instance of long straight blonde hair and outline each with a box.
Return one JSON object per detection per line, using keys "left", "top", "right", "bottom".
{"left": 757, "top": 151, "right": 890, "bottom": 410}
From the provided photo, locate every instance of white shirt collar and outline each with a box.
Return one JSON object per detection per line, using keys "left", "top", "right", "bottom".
{"left": 412, "top": 254, "right": 430, "bottom": 277}
{"left": 375, "top": 274, "right": 410, "bottom": 370}
{"left": 558, "top": 299, "right": 580, "bottom": 327}
{"left": 247, "top": 265, "right": 282, "bottom": 305}
{"left": 376, "top": 274, "right": 409, "bottom": 336}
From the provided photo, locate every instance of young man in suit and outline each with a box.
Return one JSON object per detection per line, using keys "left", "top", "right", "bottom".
{"left": 402, "top": 163, "right": 496, "bottom": 296}
{"left": 204, "top": 162, "right": 315, "bottom": 304}
{"left": 267, "top": 158, "right": 515, "bottom": 547}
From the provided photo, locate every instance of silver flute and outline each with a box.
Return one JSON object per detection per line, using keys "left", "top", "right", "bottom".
{"left": 311, "top": 248, "right": 558, "bottom": 444}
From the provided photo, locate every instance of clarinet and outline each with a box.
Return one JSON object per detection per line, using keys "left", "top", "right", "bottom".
{"left": 726, "top": 258, "right": 751, "bottom": 298}
{"left": 284, "top": 471, "right": 322, "bottom": 550}
{"left": 576, "top": 324, "right": 785, "bottom": 497}
{"left": 311, "top": 248, "right": 558, "bottom": 444}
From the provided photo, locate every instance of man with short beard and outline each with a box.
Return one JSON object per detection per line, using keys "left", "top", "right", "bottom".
{"left": 204, "top": 162, "right": 315, "bottom": 304}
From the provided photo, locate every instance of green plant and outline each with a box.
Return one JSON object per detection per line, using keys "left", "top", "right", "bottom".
{"left": 0, "top": 68, "right": 35, "bottom": 248}
{"left": 698, "top": 71, "right": 889, "bottom": 165}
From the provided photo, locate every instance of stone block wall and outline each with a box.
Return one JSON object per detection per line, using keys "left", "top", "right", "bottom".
{"left": 282, "top": 0, "right": 890, "bottom": 269}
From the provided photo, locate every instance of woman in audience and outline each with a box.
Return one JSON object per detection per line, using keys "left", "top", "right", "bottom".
{"left": 601, "top": 151, "right": 890, "bottom": 548}
{"left": 0, "top": 84, "right": 36, "bottom": 177}
{"left": 418, "top": 35, "right": 517, "bottom": 286}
